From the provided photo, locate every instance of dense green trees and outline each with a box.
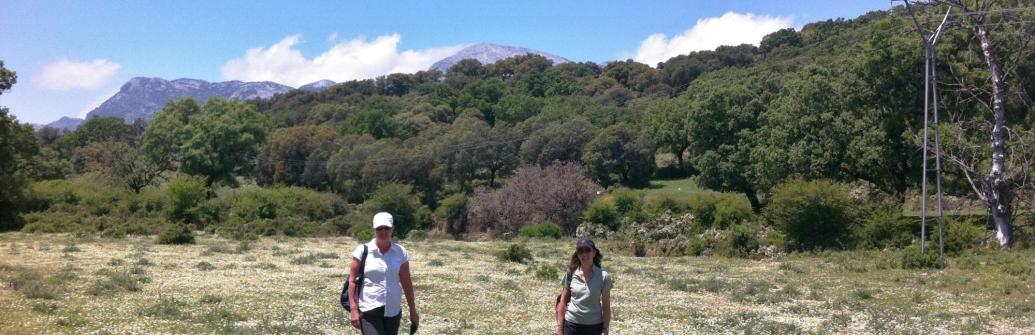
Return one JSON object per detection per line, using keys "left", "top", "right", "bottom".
{"left": 0, "top": 62, "right": 39, "bottom": 230}
{"left": 582, "top": 124, "right": 655, "bottom": 188}
{"left": 10, "top": 4, "right": 1035, "bottom": 248}
{"left": 142, "top": 98, "right": 268, "bottom": 186}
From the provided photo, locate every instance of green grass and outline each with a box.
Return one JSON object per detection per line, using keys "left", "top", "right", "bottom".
{"left": 643, "top": 178, "right": 702, "bottom": 198}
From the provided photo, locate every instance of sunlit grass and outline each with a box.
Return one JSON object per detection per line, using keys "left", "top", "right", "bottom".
{"left": 0, "top": 232, "right": 1032, "bottom": 334}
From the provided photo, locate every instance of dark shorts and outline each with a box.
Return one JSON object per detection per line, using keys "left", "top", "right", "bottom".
{"left": 360, "top": 306, "right": 401, "bottom": 335}
{"left": 563, "top": 320, "right": 604, "bottom": 335}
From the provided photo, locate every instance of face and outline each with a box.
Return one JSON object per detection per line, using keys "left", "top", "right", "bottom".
{"left": 576, "top": 246, "right": 595, "bottom": 264}
{"left": 375, "top": 226, "right": 392, "bottom": 241}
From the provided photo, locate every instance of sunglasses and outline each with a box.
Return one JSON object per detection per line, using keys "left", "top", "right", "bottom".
{"left": 576, "top": 247, "right": 593, "bottom": 254}
{"left": 375, "top": 227, "right": 392, "bottom": 231}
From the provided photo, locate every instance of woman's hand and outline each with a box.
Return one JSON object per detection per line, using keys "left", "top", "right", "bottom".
{"left": 409, "top": 309, "right": 420, "bottom": 329}
{"left": 350, "top": 309, "right": 361, "bottom": 329}
{"left": 556, "top": 323, "right": 564, "bottom": 335}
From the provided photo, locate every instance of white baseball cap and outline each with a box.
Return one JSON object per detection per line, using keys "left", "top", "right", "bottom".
{"left": 372, "top": 212, "right": 394, "bottom": 229}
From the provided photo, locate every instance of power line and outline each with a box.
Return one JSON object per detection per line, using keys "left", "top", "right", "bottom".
{"left": 253, "top": 131, "right": 529, "bottom": 167}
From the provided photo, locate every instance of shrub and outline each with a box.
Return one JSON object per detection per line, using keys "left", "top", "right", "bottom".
{"left": 856, "top": 204, "right": 913, "bottom": 250}
{"left": 467, "top": 162, "right": 598, "bottom": 236}
{"left": 354, "top": 227, "right": 374, "bottom": 242}
{"left": 644, "top": 191, "right": 690, "bottom": 214}
{"left": 195, "top": 262, "right": 216, "bottom": 271}
{"left": 156, "top": 225, "right": 195, "bottom": 245}
{"left": 204, "top": 185, "right": 344, "bottom": 223}
{"left": 497, "top": 244, "right": 533, "bottom": 264}
{"left": 900, "top": 245, "right": 944, "bottom": 269}
{"left": 682, "top": 191, "right": 753, "bottom": 229}
{"left": 944, "top": 217, "right": 985, "bottom": 255}
{"left": 164, "top": 175, "right": 209, "bottom": 224}
{"left": 583, "top": 200, "right": 620, "bottom": 231}
{"left": 532, "top": 263, "right": 559, "bottom": 281}
{"left": 364, "top": 183, "right": 427, "bottom": 238}
{"left": 765, "top": 179, "right": 856, "bottom": 251}
{"left": 518, "top": 222, "right": 563, "bottom": 239}
{"left": 435, "top": 192, "right": 468, "bottom": 236}
{"left": 87, "top": 268, "right": 149, "bottom": 296}
{"left": 610, "top": 188, "right": 642, "bottom": 215}
{"left": 717, "top": 224, "right": 760, "bottom": 258}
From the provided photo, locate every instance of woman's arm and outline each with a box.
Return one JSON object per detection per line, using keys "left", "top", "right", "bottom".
{"left": 602, "top": 290, "right": 611, "bottom": 335}
{"left": 400, "top": 262, "right": 419, "bottom": 327}
{"left": 556, "top": 288, "right": 568, "bottom": 335}
{"left": 348, "top": 258, "right": 362, "bottom": 329}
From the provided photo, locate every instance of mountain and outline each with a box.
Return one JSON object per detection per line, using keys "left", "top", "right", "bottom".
{"left": 44, "top": 116, "right": 85, "bottom": 131}
{"left": 429, "top": 43, "right": 569, "bottom": 72}
{"left": 85, "top": 77, "right": 294, "bottom": 122}
{"left": 299, "top": 79, "right": 335, "bottom": 92}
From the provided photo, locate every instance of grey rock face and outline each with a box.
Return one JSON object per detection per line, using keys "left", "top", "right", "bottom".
{"left": 85, "top": 77, "right": 294, "bottom": 122}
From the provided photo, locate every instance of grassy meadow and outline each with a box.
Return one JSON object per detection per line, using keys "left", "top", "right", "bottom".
{"left": 1, "top": 233, "right": 1033, "bottom": 335}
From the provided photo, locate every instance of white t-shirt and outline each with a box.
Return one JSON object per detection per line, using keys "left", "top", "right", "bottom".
{"left": 352, "top": 240, "right": 411, "bottom": 317}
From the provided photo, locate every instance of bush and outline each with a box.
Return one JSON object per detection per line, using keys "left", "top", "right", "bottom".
{"left": 364, "top": 183, "right": 427, "bottom": 238}
{"left": 204, "top": 185, "right": 344, "bottom": 223}
{"left": 683, "top": 191, "right": 754, "bottom": 229}
{"left": 583, "top": 200, "right": 620, "bottom": 231}
{"left": 900, "top": 245, "right": 944, "bottom": 269}
{"left": 717, "top": 224, "right": 760, "bottom": 258}
{"left": 518, "top": 222, "right": 563, "bottom": 239}
{"left": 435, "top": 192, "right": 468, "bottom": 236}
{"left": 532, "top": 263, "right": 559, "bottom": 281}
{"left": 944, "top": 217, "right": 985, "bottom": 255}
{"left": 765, "top": 179, "right": 856, "bottom": 251}
{"left": 156, "top": 225, "right": 195, "bottom": 245}
{"left": 644, "top": 191, "right": 690, "bottom": 214}
{"left": 856, "top": 205, "right": 913, "bottom": 250}
{"left": 610, "top": 188, "right": 642, "bottom": 215}
{"left": 497, "top": 244, "right": 533, "bottom": 263}
{"left": 467, "top": 162, "right": 598, "bottom": 236}
{"left": 164, "top": 175, "right": 209, "bottom": 224}
{"left": 354, "top": 227, "right": 374, "bottom": 242}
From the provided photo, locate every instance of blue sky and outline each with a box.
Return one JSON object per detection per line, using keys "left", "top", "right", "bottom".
{"left": 0, "top": 0, "right": 891, "bottom": 125}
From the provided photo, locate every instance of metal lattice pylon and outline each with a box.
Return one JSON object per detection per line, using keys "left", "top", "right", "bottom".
{"left": 904, "top": 1, "right": 950, "bottom": 263}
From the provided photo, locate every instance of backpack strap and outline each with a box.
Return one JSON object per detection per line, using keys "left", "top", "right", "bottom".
{"left": 355, "top": 244, "right": 369, "bottom": 301}
{"left": 564, "top": 269, "right": 574, "bottom": 303}
{"left": 359, "top": 244, "right": 369, "bottom": 270}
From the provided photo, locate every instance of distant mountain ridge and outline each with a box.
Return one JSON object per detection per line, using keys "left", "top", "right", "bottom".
{"left": 84, "top": 77, "right": 294, "bottom": 123}
{"left": 46, "top": 43, "right": 573, "bottom": 128}
{"left": 429, "top": 43, "right": 569, "bottom": 72}
{"left": 43, "top": 116, "right": 85, "bottom": 131}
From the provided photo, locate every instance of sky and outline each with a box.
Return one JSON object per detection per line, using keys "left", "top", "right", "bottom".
{"left": 0, "top": 0, "right": 892, "bottom": 125}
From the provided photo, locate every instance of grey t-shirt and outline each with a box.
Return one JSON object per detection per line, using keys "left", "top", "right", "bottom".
{"left": 561, "top": 265, "right": 613, "bottom": 325}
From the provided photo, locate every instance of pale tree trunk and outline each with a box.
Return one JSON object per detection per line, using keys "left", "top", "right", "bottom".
{"left": 971, "top": 17, "right": 1014, "bottom": 246}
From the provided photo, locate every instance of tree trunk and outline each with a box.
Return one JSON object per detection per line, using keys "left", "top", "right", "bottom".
{"left": 745, "top": 188, "right": 762, "bottom": 214}
{"left": 972, "top": 22, "right": 1014, "bottom": 246}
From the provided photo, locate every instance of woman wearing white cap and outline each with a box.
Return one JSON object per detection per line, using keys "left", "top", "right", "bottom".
{"left": 348, "top": 212, "right": 420, "bottom": 335}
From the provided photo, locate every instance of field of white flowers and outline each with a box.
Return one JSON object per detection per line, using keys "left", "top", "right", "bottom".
{"left": 1, "top": 232, "right": 1033, "bottom": 334}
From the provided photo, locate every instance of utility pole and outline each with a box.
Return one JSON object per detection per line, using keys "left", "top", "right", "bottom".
{"left": 903, "top": 0, "right": 951, "bottom": 263}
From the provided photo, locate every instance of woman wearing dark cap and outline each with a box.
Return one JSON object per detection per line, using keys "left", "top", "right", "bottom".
{"left": 556, "top": 239, "right": 613, "bottom": 335}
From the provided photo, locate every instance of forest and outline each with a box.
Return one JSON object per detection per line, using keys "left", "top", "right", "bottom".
{"left": 2, "top": 3, "right": 1034, "bottom": 263}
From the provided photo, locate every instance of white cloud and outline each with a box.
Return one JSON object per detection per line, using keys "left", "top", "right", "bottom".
{"left": 35, "top": 59, "right": 121, "bottom": 90}
{"left": 220, "top": 34, "right": 464, "bottom": 87}
{"left": 77, "top": 89, "right": 119, "bottom": 119}
{"left": 633, "top": 12, "right": 793, "bottom": 65}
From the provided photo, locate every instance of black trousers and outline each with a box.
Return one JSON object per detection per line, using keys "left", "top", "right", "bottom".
{"left": 360, "top": 306, "right": 401, "bottom": 335}
{"left": 563, "top": 320, "right": 604, "bottom": 335}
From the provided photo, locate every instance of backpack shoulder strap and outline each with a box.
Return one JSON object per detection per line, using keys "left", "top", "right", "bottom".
{"left": 359, "top": 244, "right": 369, "bottom": 270}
